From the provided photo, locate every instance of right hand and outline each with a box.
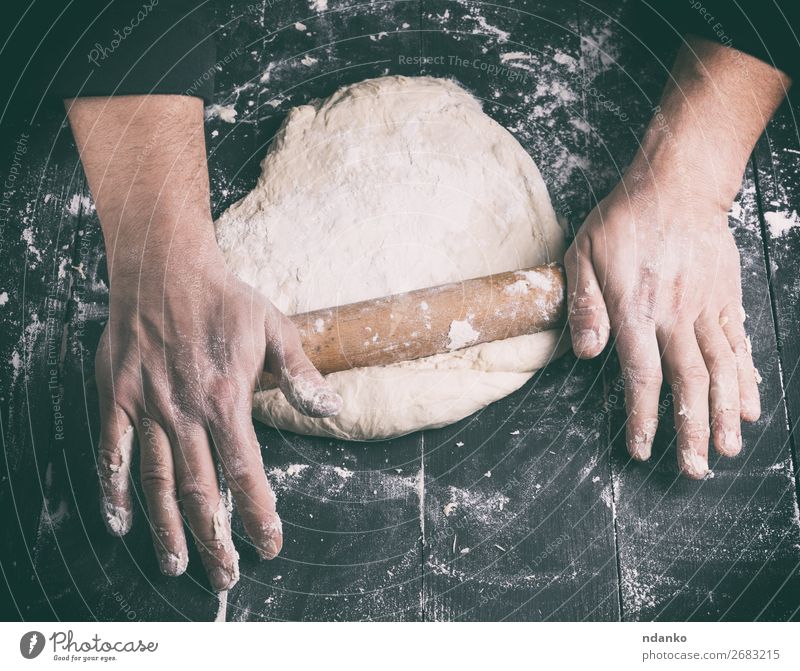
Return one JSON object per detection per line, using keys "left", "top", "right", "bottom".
{"left": 95, "top": 244, "right": 342, "bottom": 591}
{"left": 564, "top": 170, "right": 760, "bottom": 478}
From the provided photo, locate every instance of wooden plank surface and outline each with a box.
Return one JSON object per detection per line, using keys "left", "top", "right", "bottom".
{"left": 582, "top": 0, "right": 800, "bottom": 621}
{"left": 415, "top": 0, "right": 620, "bottom": 621}
{"left": 2, "top": 0, "right": 799, "bottom": 622}
{"left": 204, "top": 0, "right": 428, "bottom": 621}
{"left": 0, "top": 117, "right": 88, "bottom": 619}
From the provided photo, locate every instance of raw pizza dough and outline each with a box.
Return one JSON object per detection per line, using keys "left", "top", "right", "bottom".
{"left": 214, "top": 75, "right": 567, "bottom": 440}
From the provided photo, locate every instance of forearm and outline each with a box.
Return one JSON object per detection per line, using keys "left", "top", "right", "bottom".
{"left": 65, "top": 95, "right": 216, "bottom": 282}
{"left": 624, "top": 37, "right": 790, "bottom": 210}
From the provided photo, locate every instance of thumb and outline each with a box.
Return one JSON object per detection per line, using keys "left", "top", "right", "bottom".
{"left": 264, "top": 310, "right": 343, "bottom": 418}
{"left": 564, "top": 237, "right": 610, "bottom": 359}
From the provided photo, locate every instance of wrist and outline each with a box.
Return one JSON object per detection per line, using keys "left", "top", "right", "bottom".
{"left": 106, "top": 215, "right": 224, "bottom": 289}
{"left": 625, "top": 106, "right": 749, "bottom": 215}
{"left": 617, "top": 37, "right": 789, "bottom": 216}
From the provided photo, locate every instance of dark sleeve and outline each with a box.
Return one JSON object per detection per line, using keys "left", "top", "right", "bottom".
{"left": 629, "top": 0, "right": 800, "bottom": 81}
{"left": 1, "top": 0, "right": 217, "bottom": 114}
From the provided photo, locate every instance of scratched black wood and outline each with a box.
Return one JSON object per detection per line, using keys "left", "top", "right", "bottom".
{"left": 753, "top": 103, "right": 800, "bottom": 620}
{"left": 0, "top": 116, "right": 89, "bottom": 619}
{"left": 583, "top": 0, "right": 800, "bottom": 621}
{"left": 3, "top": 0, "right": 800, "bottom": 622}
{"left": 209, "top": 0, "right": 427, "bottom": 621}
{"left": 416, "top": 0, "right": 620, "bottom": 621}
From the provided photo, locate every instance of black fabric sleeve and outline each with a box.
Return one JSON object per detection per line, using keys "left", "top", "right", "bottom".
{"left": 628, "top": 0, "right": 800, "bottom": 82}
{"left": 1, "top": 0, "right": 217, "bottom": 121}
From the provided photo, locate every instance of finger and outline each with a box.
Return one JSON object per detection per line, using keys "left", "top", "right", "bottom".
{"left": 265, "top": 308, "right": 343, "bottom": 418}
{"left": 97, "top": 400, "right": 136, "bottom": 537}
{"left": 660, "top": 325, "right": 711, "bottom": 479}
{"left": 719, "top": 303, "right": 761, "bottom": 422}
{"left": 614, "top": 315, "right": 662, "bottom": 462}
{"left": 696, "top": 317, "right": 741, "bottom": 457}
{"left": 564, "top": 239, "right": 611, "bottom": 359}
{"left": 139, "top": 417, "right": 189, "bottom": 576}
{"left": 208, "top": 395, "right": 282, "bottom": 560}
{"left": 171, "top": 424, "right": 239, "bottom": 591}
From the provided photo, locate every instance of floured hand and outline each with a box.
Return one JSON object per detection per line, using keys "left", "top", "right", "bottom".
{"left": 65, "top": 94, "right": 340, "bottom": 591}
{"left": 96, "top": 248, "right": 341, "bottom": 589}
{"left": 563, "top": 37, "right": 789, "bottom": 478}
{"left": 565, "top": 179, "right": 760, "bottom": 478}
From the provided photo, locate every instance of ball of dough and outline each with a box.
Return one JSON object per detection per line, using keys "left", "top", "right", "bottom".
{"left": 214, "top": 75, "right": 567, "bottom": 440}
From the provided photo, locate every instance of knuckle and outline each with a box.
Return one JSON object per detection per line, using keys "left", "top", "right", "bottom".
{"left": 682, "top": 421, "right": 710, "bottom": 443}
{"left": 674, "top": 364, "right": 710, "bottom": 388}
{"left": 205, "top": 380, "right": 249, "bottom": 425}
{"left": 141, "top": 465, "right": 174, "bottom": 492}
{"left": 569, "top": 302, "right": 600, "bottom": 321}
{"left": 203, "top": 376, "right": 231, "bottom": 404}
{"left": 177, "top": 482, "right": 215, "bottom": 514}
{"left": 97, "top": 449, "right": 123, "bottom": 481}
{"left": 226, "top": 467, "right": 260, "bottom": 494}
{"left": 708, "top": 352, "right": 737, "bottom": 379}
{"left": 623, "top": 365, "right": 662, "bottom": 389}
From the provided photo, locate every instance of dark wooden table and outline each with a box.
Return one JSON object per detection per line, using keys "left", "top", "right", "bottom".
{"left": 2, "top": 0, "right": 799, "bottom": 621}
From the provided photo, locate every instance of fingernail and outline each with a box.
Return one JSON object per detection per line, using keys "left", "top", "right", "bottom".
{"left": 717, "top": 426, "right": 742, "bottom": 457}
{"left": 257, "top": 539, "right": 281, "bottom": 560}
{"left": 310, "top": 388, "right": 343, "bottom": 417}
{"left": 680, "top": 448, "right": 708, "bottom": 480}
{"left": 295, "top": 386, "right": 342, "bottom": 418}
{"left": 629, "top": 420, "right": 657, "bottom": 461}
{"left": 101, "top": 499, "right": 132, "bottom": 536}
{"left": 281, "top": 373, "right": 343, "bottom": 418}
{"left": 209, "top": 567, "right": 235, "bottom": 592}
{"left": 573, "top": 329, "right": 598, "bottom": 356}
{"left": 158, "top": 550, "right": 188, "bottom": 577}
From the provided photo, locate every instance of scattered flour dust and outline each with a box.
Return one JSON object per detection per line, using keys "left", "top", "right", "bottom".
{"left": 66, "top": 193, "right": 94, "bottom": 217}
{"left": 204, "top": 104, "right": 238, "bottom": 123}
{"left": 503, "top": 279, "right": 530, "bottom": 296}
{"left": 215, "top": 590, "right": 228, "bottom": 622}
{"left": 500, "top": 52, "right": 533, "bottom": 63}
{"left": 764, "top": 210, "right": 800, "bottom": 237}
{"left": 446, "top": 318, "right": 480, "bottom": 350}
{"left": 444, "top": 485, "right": 510, "bottom": 523}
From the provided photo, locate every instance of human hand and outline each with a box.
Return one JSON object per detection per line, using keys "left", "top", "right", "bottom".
{"left": 565, "top": 175, "right": 760, "bottom": 478}
{"left": 65, "top": 94, "right": 341, "bottom": 590}
{"left": 95, "top": 243, "right": 342, "bottom": 590}
{"left": 563, "top": 37, "right": 789, "bottom": 478}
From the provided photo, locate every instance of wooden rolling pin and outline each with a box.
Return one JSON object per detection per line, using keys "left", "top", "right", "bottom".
{"left": 288, "top": 262, "right": 566, "bottom": 374}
